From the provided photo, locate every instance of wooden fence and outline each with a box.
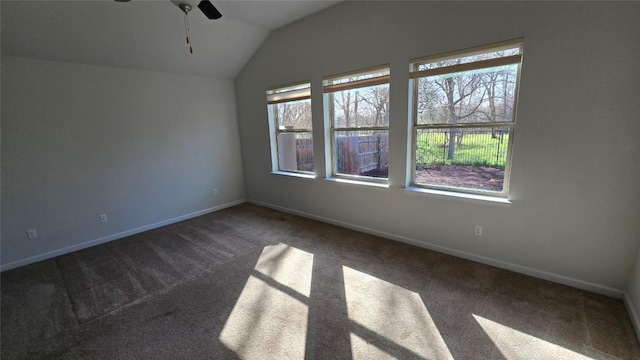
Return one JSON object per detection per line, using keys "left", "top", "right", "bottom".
{"left": 291, "top": 134, "right": 388, "bottom": 175}
{"left": 295, "top": 138, "right": 314, "bottom": 171}
{"left": 335, "top": 134, "right": 388, "bottom": 176}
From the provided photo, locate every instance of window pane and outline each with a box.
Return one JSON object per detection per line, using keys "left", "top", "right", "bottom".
{"left": 335, "top": 130, "right": 388, "bottom": 178}
{"left": 332, "top": 84, "right": 389, "bottom": 128}
{"left": 278, "top": 132, "right": 314, "bottom": 172}
{"left": 327, "top": 68, "right": 390, "bottom": 86}
{"left": 416, "top": 63, "right": 518, "bottom": 125}
{"left": 270, "top": 83, "right": 310, "bottom": 94}
{"left": 414, "top": 127, "right": 509, "bottom": 192}
{"left": 417, "top": 47, "right": 520, "bottom": 71}
{"left": 276, "top": 99, "right": 312, "bottom": 130}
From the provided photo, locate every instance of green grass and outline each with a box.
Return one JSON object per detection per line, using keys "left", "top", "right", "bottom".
{"left": 415, "top": 131, "right": 509, "bottom": 168}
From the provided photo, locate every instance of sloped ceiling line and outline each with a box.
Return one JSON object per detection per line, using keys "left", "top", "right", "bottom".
{"left": 1, "top": 0, "right": 341, "bottom": 79}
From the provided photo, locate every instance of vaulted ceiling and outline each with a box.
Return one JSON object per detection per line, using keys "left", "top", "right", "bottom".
{"left": 1, "top": 0, "right": 341, "bottom": 78}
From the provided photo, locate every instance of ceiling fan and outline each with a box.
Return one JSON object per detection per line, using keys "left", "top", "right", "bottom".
{"left": 115, "top": 0, "right": 222, "bottom": 54}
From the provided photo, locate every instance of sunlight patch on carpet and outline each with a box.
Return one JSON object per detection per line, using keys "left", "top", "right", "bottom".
{"left": 343, "top": 266, "right": 453, "bottom": 359}
{"left": 473, "top": 314, "right": 592, "bottom": 359}
{"left": 219, "top": 243, "right": 313, "bottom": 359}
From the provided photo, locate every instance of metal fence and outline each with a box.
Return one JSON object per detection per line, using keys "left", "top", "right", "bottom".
{"left": 415, "top": 128, "right": 509, "bottom": 168}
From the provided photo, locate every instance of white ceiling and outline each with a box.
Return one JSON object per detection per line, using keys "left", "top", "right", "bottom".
{"left": 0, "top": 0, "right": 341, "bottom": 79}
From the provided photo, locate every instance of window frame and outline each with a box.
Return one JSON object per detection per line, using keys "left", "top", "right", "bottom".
{"left": 323, "top": 65, "right": 391, "bottom": 184}
{"left": 409, "top": 39, "right": 524, "bottom": 198}
{"left": 266, "top": 81, "right": 314, "bottom": 175}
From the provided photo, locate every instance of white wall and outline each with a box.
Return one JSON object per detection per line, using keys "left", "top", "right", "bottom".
{"left": 1, "top": 56, "right": 245, "bottom": 269}
{"left": 235, "top": 1, "right": 640, "bottom": 296}
{"left": 627, "top": 249, "right": 640, "bottom": 339}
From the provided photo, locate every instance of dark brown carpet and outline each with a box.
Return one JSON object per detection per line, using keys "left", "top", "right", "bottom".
{"left": 1, "top": 203, "right": 639, "bottom": 359}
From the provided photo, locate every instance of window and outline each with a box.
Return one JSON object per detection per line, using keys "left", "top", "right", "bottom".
{"left": 267, "top": 82, "right": 314, "bottom": 174}
{"left": 409, "top": 39, "right": 523, "bottom": 197}
{"left": 324, "top": 66, "right": 390, "bottom": 182}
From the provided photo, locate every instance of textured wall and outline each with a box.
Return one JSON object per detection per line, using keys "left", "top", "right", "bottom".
{"left": 235, "top": 1, "right": 640, "bottom": 294}
{"left": 1, "top": 56, "right": 245, "bottom": 267}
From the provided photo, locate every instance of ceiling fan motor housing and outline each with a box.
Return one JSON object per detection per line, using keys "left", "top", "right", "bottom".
{"left": 178, "top": 3, "right": 192, "bottom": 14}
{"left": 170, "top": 0, "right": 198, "bottom": 10}
{"left": 115, "top": 1, "right": 221, "bottom": 19}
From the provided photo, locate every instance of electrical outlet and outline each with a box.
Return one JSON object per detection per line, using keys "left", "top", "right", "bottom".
{"left": 26, "top": 229, "right": 38, "bottom": 240}
{"left": 284, "top": 189, "right": 288, "bottom": 197}
{"left": 213, "top": 188, "right": 218, "bottom": 195}
{"left": 100, "top": 214, "right": 108, "bottom": 223}
{"left": 475, "top": 225, "right": 483, "bottom": 236}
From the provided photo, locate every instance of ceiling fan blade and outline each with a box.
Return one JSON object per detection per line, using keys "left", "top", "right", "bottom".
{"left": 197, "top": 0, "right": 222, "bottom": 20}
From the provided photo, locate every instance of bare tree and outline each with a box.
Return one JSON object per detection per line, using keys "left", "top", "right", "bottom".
{"left": 360, "top": 86, "right": 389, "bottom": 126}
{"left": 431, "top": 71, "right": 486, "bottom": 160}
{"left": 278, "top": 101, "right": 311, "bottom": 129}
{"left": 478, "top": 66, "right": 517, "bottom": 138}
{"left": 482, "top": 70, "right": 500, "bottom": 138}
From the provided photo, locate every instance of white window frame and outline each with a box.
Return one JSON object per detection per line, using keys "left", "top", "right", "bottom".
{"left": 323, "top": 65, "right": 391, "bottom": 184}
{"left": 266, "top": 82, "right": 314, "bottom": 175}
{"left": 409, "top": 39, "right": 524, "bottom": 198}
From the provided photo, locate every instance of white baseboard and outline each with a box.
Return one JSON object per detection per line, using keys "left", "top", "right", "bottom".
{"left": 248, "top": 199, "right": 625, "bottom": 299}
{"left": 0, "top": 199, "right": 246, "bottom": 272}
{"left": 624, "top": 294, "right": 640, "bottom": 342}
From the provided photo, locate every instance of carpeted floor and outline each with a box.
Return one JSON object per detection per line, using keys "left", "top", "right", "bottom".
{"left": 1, "top": 203, "right": 639, "bottom": 359}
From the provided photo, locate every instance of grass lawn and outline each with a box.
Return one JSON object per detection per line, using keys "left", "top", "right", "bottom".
{"left": 415, "top": 130, "right": 509, "bottom": 168}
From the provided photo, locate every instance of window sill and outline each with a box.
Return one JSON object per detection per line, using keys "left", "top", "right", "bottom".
{"left": 404, "top": 186, "right": 512, "bottom": 206}
{"left": 270, "top": 171, "right": 316, "bottom": 180}
{"left": 324, "top": 177, "right": 390, "bottom": 190}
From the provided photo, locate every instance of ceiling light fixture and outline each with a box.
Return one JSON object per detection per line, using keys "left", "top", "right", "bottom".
{"left": 172, "top": 1, "right": 222, "bottom": 54}
{"left": 114, "top": 0, "right": 222, "bottom": 55}
{"left": 179, "top": 3, "right": 194, "bottom": 54}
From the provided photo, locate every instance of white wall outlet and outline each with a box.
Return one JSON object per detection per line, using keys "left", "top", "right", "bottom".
{"left": 100, "top": 214, "right": 108, "bottom": 223}
{"left": 213, "top": 188, "right": 218, "bottom": 195}
{"left": 475, "top": 225, "right": 483, "bottom": 236}
{"left": 26, "top": 229, "right": 38, "bottom": 240}
{"left": 284, "top": 189, "right": 288, "bottom": 197}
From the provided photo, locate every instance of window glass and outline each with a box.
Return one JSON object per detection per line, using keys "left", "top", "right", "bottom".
{"left": 410, "top": 41, "right": 523, "bottom": 196}
{"left": 325, "top": 66, "right": 390, "bottom": 182}
{"left": 267, "top": 82, "right": 314, "bottom": 174}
